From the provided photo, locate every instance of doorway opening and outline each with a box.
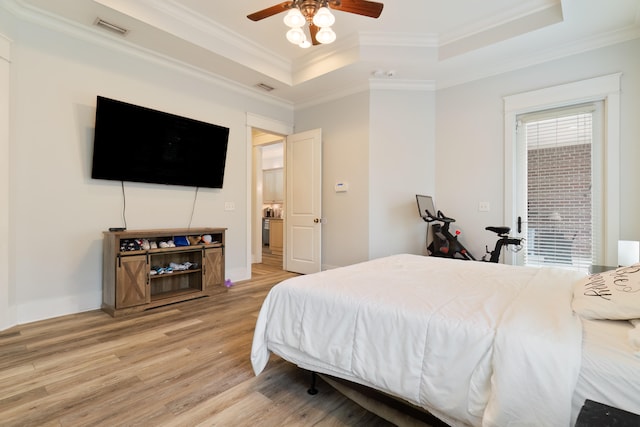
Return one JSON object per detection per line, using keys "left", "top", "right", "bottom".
{"left": 252, "top": 130, "right": 285, "bottom": 270}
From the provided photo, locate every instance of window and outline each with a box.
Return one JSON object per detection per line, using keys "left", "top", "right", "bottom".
{"left": 516, "top": 104, "right": 603, "bottom": 271}
{"left": 503, "top": 74, "right": 621, "bottom": 267}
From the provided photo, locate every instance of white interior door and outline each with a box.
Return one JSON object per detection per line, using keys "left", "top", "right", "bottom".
{"left": 285, "top": 129, "right": 322, "bottom": 274}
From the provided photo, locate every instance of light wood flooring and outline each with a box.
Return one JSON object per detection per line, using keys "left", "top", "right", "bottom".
{"left": 261, "top": 244, "right": 283, "bottom": 268}
{"left": 0, "top": 262, "right": 395, "bottom": 426}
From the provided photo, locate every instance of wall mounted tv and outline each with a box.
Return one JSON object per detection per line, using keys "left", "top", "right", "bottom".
{"left": 91, "top": 96, "right": 229, "bottom": 189}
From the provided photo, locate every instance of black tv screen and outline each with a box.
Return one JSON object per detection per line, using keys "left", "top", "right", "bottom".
{"left": 91, "top": 96, "right": 229, "bottom": 188}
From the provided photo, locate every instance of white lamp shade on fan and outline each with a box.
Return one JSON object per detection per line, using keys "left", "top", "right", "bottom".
{"left": 283, "top": 8, "right": 305, "bottom": 28}
{"left": 315, "top": 27, "right": 336, "bottom": 44}
{"left": 312, "top": 7, "right": 335, "bottom": 27}
{"left": 286, "top": 27, "right": 306, "bottom": 44}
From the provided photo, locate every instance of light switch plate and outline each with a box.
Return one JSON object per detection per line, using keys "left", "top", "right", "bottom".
{"left": 335, "top": 182, "right": 348, "bottom": 192}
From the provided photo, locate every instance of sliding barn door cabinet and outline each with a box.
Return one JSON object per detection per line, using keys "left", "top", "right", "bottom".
{"left": 102, "top": 228, "right": 226, "bottom": 317}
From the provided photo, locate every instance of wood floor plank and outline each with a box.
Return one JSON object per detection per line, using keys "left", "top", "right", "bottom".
{"left": 0, "top": 260, "right": 399, "bottom": 426}
{"left": 0, "top": 354, "right": 121, "bottom": 401}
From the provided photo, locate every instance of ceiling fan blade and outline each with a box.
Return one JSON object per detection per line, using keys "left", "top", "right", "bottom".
{"left": 247, "top": 2, "right": 293, "bottom": 21}
{"left": 329, "top": 0, "right": 384, "bottom": 19}
{"left": 309, "top": 23, "right": 320, "bottom": 45}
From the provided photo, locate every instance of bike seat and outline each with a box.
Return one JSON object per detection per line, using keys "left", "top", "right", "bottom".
{"left": 486, "top": 226, "right": 510, "bottom": 236}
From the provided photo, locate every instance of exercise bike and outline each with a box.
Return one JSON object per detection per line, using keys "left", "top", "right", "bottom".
{"left": 422, "top": 208, "right": 477, "bottom": 260}
{"left": 483, "top": 226, "right": 524, "bottom": 263}
{"left": 416, "top": 195, "right": 523, "bottom": 263}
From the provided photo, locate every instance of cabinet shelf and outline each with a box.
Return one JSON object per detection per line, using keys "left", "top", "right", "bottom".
{"left": 102, "top": 227, "right": 226, "bottom": 317}
{"left": 118, "top": 243, "right": 223, "bottom": 257}
{"left": 149, "top": 268, "right": 202, "bottom": 279}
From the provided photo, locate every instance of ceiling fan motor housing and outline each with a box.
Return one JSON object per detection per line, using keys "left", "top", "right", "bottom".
{"left": 293, "top": 0, "right": 330, "bottom": 20}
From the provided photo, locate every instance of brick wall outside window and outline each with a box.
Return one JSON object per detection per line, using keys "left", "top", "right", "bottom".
{"left": 527, "top": 143, "right": 592, "bottom": 265}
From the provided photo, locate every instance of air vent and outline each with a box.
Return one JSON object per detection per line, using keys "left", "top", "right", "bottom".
{"left": 255, "top": 83, "right": 275, "bottom": 92}
{"left": 94, "top": 18, "right": 129, "bottom": 36}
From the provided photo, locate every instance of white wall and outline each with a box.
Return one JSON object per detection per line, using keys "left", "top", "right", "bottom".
{"left": 369, "top": 87, "right": 436, "bottom": 259}
{"left": 296, "top": 92, "right": 371, "bottom": 269}
{"left": 295, "top": 86, "right": 436, "bottom": 268}
{"left": 436, "top": 39, "right": 640, "bottom": 259}
{"left": 1, "top": 12, "right": 292, "bottom": 326}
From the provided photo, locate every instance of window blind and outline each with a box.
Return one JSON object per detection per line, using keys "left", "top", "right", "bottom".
{"left": 518, "top": 104, "right": 598, "bottom": 270}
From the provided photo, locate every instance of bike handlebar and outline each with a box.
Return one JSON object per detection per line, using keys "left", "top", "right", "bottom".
{"left": 422, "top": 209, "right": 456, "bottom": 224}
{"left": 437, "top": 210, "right": 455, "bottom": 223}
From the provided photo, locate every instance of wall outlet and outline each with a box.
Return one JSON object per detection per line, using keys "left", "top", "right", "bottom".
{"left": 478, "top": 201, "right": 490, "bottom": 212}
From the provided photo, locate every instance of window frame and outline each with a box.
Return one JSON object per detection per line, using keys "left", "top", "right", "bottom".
{"left": 503, "top": 73, "right": 621, "bottom": 266}
{"left": 518, "top": 104, "right": 601, "bottom": 270}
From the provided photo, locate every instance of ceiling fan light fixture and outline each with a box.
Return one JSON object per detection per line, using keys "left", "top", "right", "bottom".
{"left": 312, "top": 7, "right": 335, "bottom": 27}
{"left": 248, "top": 0, "right": 383, "bottom": 49}
{"left": 286, "top": 27, "right": 306, "bottom": 45}
{"left": 316, "top": 27, "right": 336, "bottom": 44}
{"left": 283, "top": 8, "right": 305, "bottom": 28}
{"left": 299, "top": 38, "right": 311, "bottom": 48}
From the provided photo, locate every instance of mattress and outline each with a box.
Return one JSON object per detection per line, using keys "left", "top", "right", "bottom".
{"left": 571, "top": 318, "right": 640, "bottom": 424}
{"left": 252, "top": 254, "right": 588, "bottom": 426}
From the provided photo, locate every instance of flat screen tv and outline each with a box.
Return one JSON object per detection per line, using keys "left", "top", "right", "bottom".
{"left": 91, "top": 96, "right": 229, "bottom": 188}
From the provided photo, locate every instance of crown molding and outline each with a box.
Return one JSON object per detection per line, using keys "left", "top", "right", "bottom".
{"left": 0, "top": 33, "right": 11, "bottom": 62}
{"left": 294, "top": 82, "right": 370, "bottom": 110}
{"left": 359, "top": 31, "right": 439, "bottom": 48}
{"left": 440, "top": 1, "right": 562, "bottom": 46}
{"left": 369, "top": 78, "right": 436, "bottom": 91}
{"left": 4, "top": 0, "right": 640, "bottom": 107}
{"left": 438, "top": 2, "right": 563, "bottom": 60}
{"left": 435, "top": 26, "right": 640, "bottom": 90}
{"left": 3, "top": 0, "right": 294, "bottom": 110}
{"left": 293, "top": 34, "right": 361, "bottom": 85}
{"left": 94, "top": 0, "right": 294, "bottom": 85}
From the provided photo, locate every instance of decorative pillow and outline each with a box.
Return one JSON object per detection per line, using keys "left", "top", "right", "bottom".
{"left": 572, "top": 264, "right": 640, "bottom": 320}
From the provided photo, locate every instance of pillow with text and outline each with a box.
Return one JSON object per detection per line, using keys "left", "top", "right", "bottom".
{"left": 572, "top": 264, "right": 640, "bottom": 320}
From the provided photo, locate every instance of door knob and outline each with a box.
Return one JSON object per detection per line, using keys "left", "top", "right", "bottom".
{"left": 314, "top": 218, "right": 320, "bottom": 223}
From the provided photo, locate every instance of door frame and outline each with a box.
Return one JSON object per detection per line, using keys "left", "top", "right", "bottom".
{"left": 246, "top": 113, "right": 293, "bottom": 272}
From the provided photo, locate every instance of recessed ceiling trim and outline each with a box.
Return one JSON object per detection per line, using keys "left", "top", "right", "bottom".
{"left": 438, "top": 2, "right": 564, "bottom": 60}
{"left": 359, "top": 32, "right": 439, "bottom": 48}
{"left": 2, "top": 0, "right": 295, "bottom": 110}
{"left": 439, "top": 0, "right": 561, "bottom": 45}
{"left": 369, "top": 78, "right": 436, "bottom": 91}
{"left": 94, "top": 0, "right": 294, "bottom": 85}
{"left": 292, "top": 40, "right": 361, "bottom": 85}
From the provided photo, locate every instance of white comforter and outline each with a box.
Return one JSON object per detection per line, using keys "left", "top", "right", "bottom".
{"left": 251, "top": 254, "right": 585, "bottom": 426}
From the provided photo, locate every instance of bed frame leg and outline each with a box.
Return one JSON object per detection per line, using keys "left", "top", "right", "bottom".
{"left": 307, "top": 371, "right": 318, "bottom": 395}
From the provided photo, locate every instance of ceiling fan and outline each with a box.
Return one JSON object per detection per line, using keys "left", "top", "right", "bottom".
{"left": 247, "top": 0, "right": 384, "bottom": 48}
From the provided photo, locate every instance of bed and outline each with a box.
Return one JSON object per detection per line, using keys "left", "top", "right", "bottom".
{"left": 251, "top": 254, "right": 640, "bottom": 426}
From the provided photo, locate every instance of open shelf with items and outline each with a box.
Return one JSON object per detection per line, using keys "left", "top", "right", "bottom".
{"left": 101, "top": 227, "right": 226, "bottom": 317}
{"left": 149, "top": 249, "right": 203, "bottom": 300}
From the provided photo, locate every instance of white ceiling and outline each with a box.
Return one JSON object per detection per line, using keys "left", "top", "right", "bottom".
{"left": 7, "top": 0, "right": 640, "bottom": 106}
